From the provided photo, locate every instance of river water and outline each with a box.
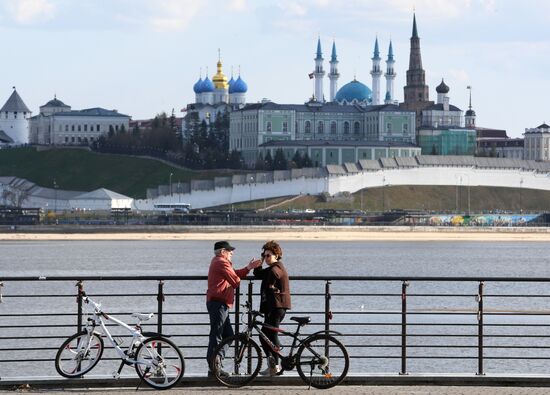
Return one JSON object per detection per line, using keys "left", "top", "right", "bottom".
{"left": 1, "top": 240, "right": 550, "bottom": 379}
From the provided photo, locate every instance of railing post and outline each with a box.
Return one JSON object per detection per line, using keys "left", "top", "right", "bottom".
{"left": 76, "top": 280, "right": 83, "bottom": 332}
{"left": 157, "top": 280, "right": 164, "bottom": 335}
{"left": 400, "top": 280, "right": 409, "bottom": 375}
{"left": 325, "top": 280, "right": 332, "bottom": 333}
{"left": 235, "top": 285, "right": 240, "bottom": 336}
{"left": 247, "top": 281, "right": 254, "bottom": 374}
{"left": 477, "top": 281, "right": 485, "bottom": 375}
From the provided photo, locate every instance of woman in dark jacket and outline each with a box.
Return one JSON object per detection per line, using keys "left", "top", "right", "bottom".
{"left": 253, "top": 240, "right": 291, "bottom": 376}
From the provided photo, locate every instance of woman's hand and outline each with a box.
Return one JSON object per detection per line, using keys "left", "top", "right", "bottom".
{"left": 246, "top": 258, "right": 262, "bottom": 271}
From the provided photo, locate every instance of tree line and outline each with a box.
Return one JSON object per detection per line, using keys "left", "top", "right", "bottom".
{"left": 92, "top": 110, "right": 315, "bottom": 171}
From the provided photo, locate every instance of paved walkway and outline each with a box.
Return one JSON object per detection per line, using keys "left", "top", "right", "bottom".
{"left": 3, "top": 386, "right": 550, "bottom": 395}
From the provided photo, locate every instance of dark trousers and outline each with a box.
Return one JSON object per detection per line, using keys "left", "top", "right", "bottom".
{"left": 260, "top": 308, "right": 286, "bottom": 365}
{"left": 206, "top": 300, "right": 234, "bottom": 370}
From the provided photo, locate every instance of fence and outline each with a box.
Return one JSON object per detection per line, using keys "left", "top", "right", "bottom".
{"left": 1, "top": 276, "right": 550, "bottom": 380}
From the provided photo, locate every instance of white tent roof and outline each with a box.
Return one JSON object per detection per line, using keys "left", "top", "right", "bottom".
{"left": 72, "top": 188, "right": 131, "bottom": 201}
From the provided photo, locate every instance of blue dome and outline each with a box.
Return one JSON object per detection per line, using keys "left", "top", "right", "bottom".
{"left": 228, "top": 76, "right": 235, "bottom": 91}
{"left": 334, "top": 80, "right": 372, "bottom": 104}
{"left": 230, "top": 76, "right": 248, "bottom": 93}
{"left": 193, "top": 78, "right": 203, "bottom": 93}
{"left": 201, "top": 76, "right": 215, "bottom": 93}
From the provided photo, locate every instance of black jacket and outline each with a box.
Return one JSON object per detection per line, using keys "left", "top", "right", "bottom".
{"left": 253, "top": 260, "right": 291, "bottom": 313}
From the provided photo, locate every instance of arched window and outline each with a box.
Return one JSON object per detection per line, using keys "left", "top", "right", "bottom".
{"left": 343, "top": 121, "right": 350, "bottom": 134}
{"left": 305, "top": 121, "right": 311, "bottom": 134}
{"left": 330, "top": 121, "right": 337, "bottom": 134}
{"left": 354, "top": 121, "right": 360, "bottom": 135}
{"left": 317, "top": 121, "right": 324, "bottom": 134}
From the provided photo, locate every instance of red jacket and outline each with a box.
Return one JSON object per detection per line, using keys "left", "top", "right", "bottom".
{"left": 206, "top": 255, "right": 250, "bottom": 308}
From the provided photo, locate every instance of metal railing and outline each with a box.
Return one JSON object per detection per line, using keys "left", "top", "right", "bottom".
{"left": 1, "top": 276, "right": 550, "bottom": 379}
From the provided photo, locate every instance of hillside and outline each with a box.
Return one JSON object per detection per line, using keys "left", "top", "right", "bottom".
{"left": 222, "top": 185, "right": 550, "bottom": 213}
{"left": 0, "top": 147, "right": 230, "bottom": 198}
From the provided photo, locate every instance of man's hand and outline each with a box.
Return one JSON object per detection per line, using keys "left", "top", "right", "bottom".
{"left": 246, "top": 258, "right": 262, "bottom": 271}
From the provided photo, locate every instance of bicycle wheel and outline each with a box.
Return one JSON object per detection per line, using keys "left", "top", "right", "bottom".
{"left": 212, "top": 333, "right": 262, "bottom": 388}
{"left": 134, "top": 336, "right": 185, "bottom": 390}
{"left": 55, "top": 331, "right": 104, "bottom": 378}
{"left": 296, "top": 334, "right": 349, "bottom": 389}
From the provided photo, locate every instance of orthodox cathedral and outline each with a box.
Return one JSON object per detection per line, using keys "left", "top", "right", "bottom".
{"left": 183, "top": 51, "right": 248, "bottom": 137}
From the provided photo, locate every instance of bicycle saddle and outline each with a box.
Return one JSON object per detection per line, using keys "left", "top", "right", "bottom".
{"left": 290, "top": 316, "right": 311, "bottom": 325}
{"left": 132, "top": 313, "right": 154, "bottom": 321}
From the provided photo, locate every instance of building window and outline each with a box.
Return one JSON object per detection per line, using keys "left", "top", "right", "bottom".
{"left": 65, "top": 137, "right": 68, "bottom": 143}
{"left": 317, "top": 121, "right": 324, "bottom": 134}
{"left": 71, "top": 137, "right": 75, "bottom": 142}
{"left": 282, "top": 122, "right": 288, "bottom": 133}
{"left": 97, "top": 124, "right": 100, "bottom": 131}
{"left": 14, "top": 112, "right": 17, "bottom": 119}
{"left": 403, "top": 123, "right": 409, "bottom": 134}
{"left": 91, "top": 125, "right": 94, "bottom": 132}
{"left": 4, "top": 112, "right": 7, "bottom": 119}
{"left": 77, "top": 137, "right": 82, "bottom": 142}
{"left": 343, "top": 121, "right": 350, "bottom": 134}
{"left": 65, "top": 125, "right": 69, "bottom": 132}
{"left": 84, "top": 125, "right": 88, "bottom": 132}
{"left": 330, "top": 121, "right": 337, "bottom": 134}
{"left": 386, "top": 123, "right": 392, "bottom": 134}
{"left": 267, "top": 121, "right": 272, "bottom": 132}
{"left": 305, "top": 121, "right": 311, "bottom": 134}
{"left": 78, "top": 125, "right": 81, "bottom": 132}
{"left": 71, "top": 125, "right": 75, "bottom": 131}
{"left": 354, "top": 121, "right": 360, "bottom": 135}
{"left": 295, "top": 121, "right": 299, "bottom": 133}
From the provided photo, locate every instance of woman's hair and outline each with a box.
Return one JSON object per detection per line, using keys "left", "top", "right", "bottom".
{"left": 261, "top": 240, "right": 282, "bottom": 259}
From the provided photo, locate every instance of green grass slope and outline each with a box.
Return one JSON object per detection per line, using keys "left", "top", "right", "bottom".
{"left": 0, "top": 147, "right": 229, "bottom": 198}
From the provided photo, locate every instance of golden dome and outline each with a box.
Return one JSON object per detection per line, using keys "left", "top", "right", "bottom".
{"left": 212, "top": 60, "right": 228, "bottom": 90}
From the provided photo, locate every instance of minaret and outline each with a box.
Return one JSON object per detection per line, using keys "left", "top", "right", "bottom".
{"left": 465, "top": 86, "right": 476, "bottom": 128}
{"left": 370, "top": 37, "right": 382, "bottom": 105}
{"left": 401, "top": 13, "right": 433, "bottom": 129}
{"left": 314, "top": 38, "right": 325, "bottom": 102}
{"left": 328, "top": 40, "right": 340, "bottom": 102}
{"left": 384, "top": 40, "right": 396, "bottom": 104}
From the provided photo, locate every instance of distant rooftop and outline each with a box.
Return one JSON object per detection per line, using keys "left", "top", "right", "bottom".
{"left": 0, "top": 90, "right": 31, "bottom": 113}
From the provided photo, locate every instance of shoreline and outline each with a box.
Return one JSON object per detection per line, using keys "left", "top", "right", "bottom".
{"left": 2, "top": 225, "right": 550, "bottom": 241}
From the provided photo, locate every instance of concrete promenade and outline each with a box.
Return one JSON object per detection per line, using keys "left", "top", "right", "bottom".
{"left": 2, "top": 385, "right": 550, "bottom": 394}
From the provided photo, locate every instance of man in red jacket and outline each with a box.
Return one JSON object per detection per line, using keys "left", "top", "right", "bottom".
{"left": 206, "top": 241, "right": 261, "bottom": 376}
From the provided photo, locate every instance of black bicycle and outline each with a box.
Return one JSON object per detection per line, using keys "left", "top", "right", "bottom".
{"left": 211, "top": 302, "right": 349, "bottom": 389}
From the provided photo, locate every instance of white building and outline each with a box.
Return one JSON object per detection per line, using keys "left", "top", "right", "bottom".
{"left": 524, "top": 123, "right": 550, "bottom": 161}
{"left": 0, "top": 88, "right": 31, "bottom": 144}
{"left": 29, "top": 96, "right": 130, "bottom": 145}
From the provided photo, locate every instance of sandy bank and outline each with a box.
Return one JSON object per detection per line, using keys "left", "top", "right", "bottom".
{"left": 1, "top": 226, "right": 550, "bottom": 241}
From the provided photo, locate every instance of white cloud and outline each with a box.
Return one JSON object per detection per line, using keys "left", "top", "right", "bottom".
{"left": 227, "top": 0, "right": 249, "bottom": 12}
{"left": 277, "top": 0, "right": 308, "bottom": 16}
{"left": 449, "top": 68, "right": 470, "bottom": 83}
{"left": 3, "top": 0, "right": 56, "bottom": 24}
{"left": 148, "top": 0, "right": 205, "bottom": 32}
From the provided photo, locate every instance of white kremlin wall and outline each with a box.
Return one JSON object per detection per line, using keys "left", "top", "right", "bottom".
{"left": 134, "top": 164, "right": 550, "bottom": 210}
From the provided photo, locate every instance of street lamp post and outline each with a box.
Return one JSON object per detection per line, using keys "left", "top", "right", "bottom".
{"left": 169, "top": 173, "right": 173, "bottom": 197}
{"left": 53, "top": 179, "right": 58, "bottom": 213}
{"left": 382, "top": 176, "right": 386, "bottom": 213}
{"left": 249, "top": 176, "right": 254, "bottom": 203}
{"left": 520, "top": 178, "right": 524, "bottom": 212}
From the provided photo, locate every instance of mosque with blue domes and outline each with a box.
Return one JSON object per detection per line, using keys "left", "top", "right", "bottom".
{"left": 229, "top": 32, "right": 418, "bottom": 167}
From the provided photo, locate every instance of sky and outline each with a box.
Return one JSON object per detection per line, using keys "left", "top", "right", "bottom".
{"left": 0, "top": 0, "right": 549, "bottom": 138}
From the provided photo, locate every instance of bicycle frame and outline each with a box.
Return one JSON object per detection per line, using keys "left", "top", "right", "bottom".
{"left": 83, "top": 298, "right": 154, "bottom": 368}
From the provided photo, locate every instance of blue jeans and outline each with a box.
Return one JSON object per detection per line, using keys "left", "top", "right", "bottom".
{"left": 206, "top": 300, "right": 234, "bottom": 370}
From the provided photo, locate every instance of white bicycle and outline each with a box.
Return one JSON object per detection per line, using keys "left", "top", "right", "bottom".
{"left": 55, "top": 293, "right": 184, "bottom": 389}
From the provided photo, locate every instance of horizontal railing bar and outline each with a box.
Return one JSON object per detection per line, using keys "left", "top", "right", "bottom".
{"left": 4, "top": 275, "right": 550, "bottom": 282}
